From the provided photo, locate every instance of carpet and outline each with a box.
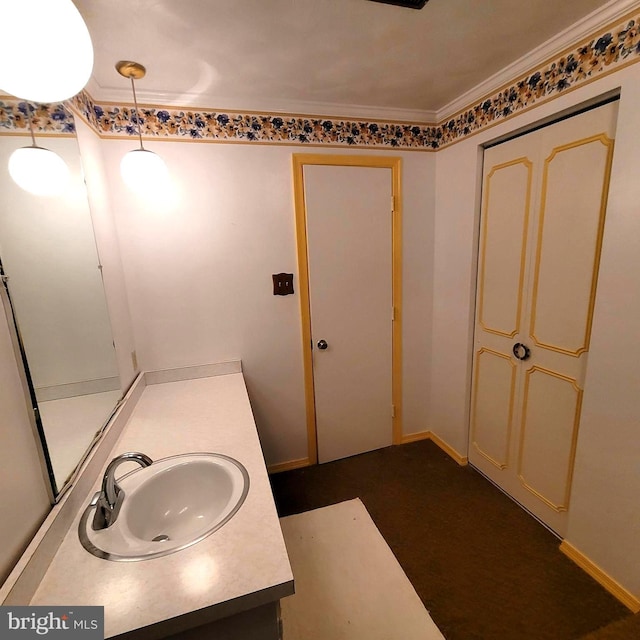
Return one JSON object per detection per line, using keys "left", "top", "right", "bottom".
{"left": 271, "top": 440, "right": 630, "bottom": 639}
{"left": 580, "top": 613, "right": 640, "bottom": 639}
{"left": 279, "top": 498, "right": 444, "bottom": 640}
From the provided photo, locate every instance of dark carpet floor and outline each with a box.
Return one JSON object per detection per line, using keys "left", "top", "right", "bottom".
{"left": 269, "top": 439, "right": 632, "bottom": 640}
{"left": 581, "top": 613, "right": 640, "bottom": 639}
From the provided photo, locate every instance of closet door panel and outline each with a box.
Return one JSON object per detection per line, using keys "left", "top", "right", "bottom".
{"left": 478, "top": 159, "right": 532, "bottom": 338}
{"left": 470, "top": 348, "right": 517, "bottom": 470}
{"left": 518, "top": 367, "right": 583, "bottom": 512}
{"left": 530, "top": 137, "right": 614, "bottom": 355}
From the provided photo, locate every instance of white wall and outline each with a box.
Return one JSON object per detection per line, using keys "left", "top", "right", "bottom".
{"left": 401, "top": 152, "right": 436, "bottom": 436}
{"left": 431, "top": 64, "right": 640, "bottom": 597}
{"left": 566, "top": 74, "right": 640, "bottom": 597}
{"left": 0, "top": 294, "right": 51, "bottom": 584}
{"left": 75, "top": 119, "right": 138, "bottom": 389}
{"left": 99, "top": 140, "right": 435, "bottom": 464}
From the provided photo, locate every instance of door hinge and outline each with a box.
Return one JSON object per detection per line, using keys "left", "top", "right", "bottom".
{"left": 392, "top": 306, "right": 396, "bottom": 322}
{"left": 391, "top": 195, "right": 395, "bottom": 214}
{"left": 392, "top": 404, "right": 396, "bottom": 419}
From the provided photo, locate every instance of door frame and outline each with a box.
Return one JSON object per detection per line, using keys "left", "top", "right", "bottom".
{"left": 292, "top": 154, "right": 403, "bottom": 464}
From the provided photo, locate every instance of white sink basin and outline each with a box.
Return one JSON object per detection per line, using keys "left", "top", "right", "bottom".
{"left": 79, "top": 453, "right": 249, "bottom": 561}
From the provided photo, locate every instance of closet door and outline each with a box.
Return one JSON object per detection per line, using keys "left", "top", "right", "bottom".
{"left": 469, "top": 102, "right": 618, "bottom": 536}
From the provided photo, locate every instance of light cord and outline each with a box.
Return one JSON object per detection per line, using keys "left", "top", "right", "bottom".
{"left": 26, "top": 103, "right": 37, "bottom": 147}
{"left": 130, "top": 77, "right": 145, "bottom": 151}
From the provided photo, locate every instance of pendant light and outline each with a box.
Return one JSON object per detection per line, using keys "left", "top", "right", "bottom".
{"left": 116, "top": 61, "right": 168, "bottom": 193}
{"left": 0, "top": 0, "right": 93, "bottom": 103}
{"left": 8, "top": 104, "right": 70, "bottom": 197}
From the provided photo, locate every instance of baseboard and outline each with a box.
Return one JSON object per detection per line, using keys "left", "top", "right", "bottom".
{"left": 268, "top": 458, "right": 311, "bottom": 474}
{"left": 400, "top": 430, "right": 468, "bottom": 466}
{"left": 427, "top": 432, "right": 469, "bottom": 466}
{"left": 560, "top": 540, "right": 640, "bottom": 613}
{"left": 269, "top": 433, "right": 468, "bottom": 473}
{"left": 401, "top": 430, "right": 431, "bottom": 444}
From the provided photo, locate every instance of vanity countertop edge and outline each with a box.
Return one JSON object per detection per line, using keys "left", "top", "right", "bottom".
{"left": 28, "top": 372, "right": 295, "bottom": 639}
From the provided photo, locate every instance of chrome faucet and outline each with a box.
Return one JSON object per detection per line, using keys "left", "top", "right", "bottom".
{"left": 91, "top": 452, "right": 153, "bottom": 531}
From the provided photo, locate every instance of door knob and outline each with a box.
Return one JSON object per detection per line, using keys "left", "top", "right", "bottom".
{"left": 317, "top": 339, "right": 328, "bottom": 350}
{"left": 513, "top": 343, "right": 531, "bottom": 361}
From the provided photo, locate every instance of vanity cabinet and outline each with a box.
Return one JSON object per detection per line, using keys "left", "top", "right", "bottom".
{"left": 16, "top": 369, "right": 293, "bottom": 640}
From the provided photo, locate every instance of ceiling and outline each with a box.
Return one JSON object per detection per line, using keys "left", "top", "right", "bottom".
{"left": 77, "top": 0, "right": 618, "bottom": 120}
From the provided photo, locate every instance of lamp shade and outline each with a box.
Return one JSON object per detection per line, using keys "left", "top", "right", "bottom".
{"left": 0, "top": 0, "right": 93, "bottom": 102}
{"left": 8, "top": 146, "right": 70, "bottom": 196}
{"left": 120, "top": 149, "right": 169, "bottom": 193}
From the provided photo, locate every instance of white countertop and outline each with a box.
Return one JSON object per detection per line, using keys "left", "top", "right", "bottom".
{"left": 30, "top": 373, "right": 294, "bottom": 638}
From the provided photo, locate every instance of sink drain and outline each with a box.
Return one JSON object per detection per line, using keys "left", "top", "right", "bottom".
{"left": 152, "top": 534, "right": 170, "bottom": 542}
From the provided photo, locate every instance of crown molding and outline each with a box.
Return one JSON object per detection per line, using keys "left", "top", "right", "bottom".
{"left": 86, "top": 81, "right": 437, "bottom": 124}
{"left": 436, "top": 0, "right": 640, "bottom": 122}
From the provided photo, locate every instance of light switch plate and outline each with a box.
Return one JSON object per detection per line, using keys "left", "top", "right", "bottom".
{"left": 273, "top": 273, "right": 294, "bottom": 296}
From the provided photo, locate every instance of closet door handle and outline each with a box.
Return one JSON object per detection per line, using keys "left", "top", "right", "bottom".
{"left": 513, "top": 343, "right": 531, "bottom": 361}
{"left": 317, "top": 339, "right": 328, "bottom": 350}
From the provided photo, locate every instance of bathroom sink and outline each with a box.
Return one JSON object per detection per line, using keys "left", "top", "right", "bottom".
{"left": 79, "top": 453, "right": 249, "bottom": 561}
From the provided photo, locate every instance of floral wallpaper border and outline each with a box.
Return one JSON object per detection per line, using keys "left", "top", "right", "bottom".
{"left": 70, "top": 91, "right": 440, "bottom": 149}
{"left": 0, "top": 100, "right": 75, "bottom": 135}
{"left": 2, "top": 11, "right": 640, "bottom": 150}
{"left": 437, "top": 13, "right": 640, "bottom": 147}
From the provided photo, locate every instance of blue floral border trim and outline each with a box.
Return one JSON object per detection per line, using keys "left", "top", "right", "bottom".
{"left": 71, "top": 91, "right": 440, "bottom": 148}
{"left": 2, "top": 13, "right": 640, "bottom": 149}
{"left": 0, "top": 100, "right": 75, "bottom": 135}
{"left": 437, "top": 15, "right": 640, "bottom": 147}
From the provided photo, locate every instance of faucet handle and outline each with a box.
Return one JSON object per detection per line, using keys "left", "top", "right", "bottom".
{"left": 92, "top": 452, "right": 153, "bottom": 531}
{"left": 102, "top": 451, "right": 153, "bottom": 507}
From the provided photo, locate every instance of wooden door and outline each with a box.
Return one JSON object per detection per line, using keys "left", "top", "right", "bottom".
{"left": 470, "top": 101, "right": 618, "bottom": 536}
{"left": 293, "top": 156, "right": 402, "bottom": 465}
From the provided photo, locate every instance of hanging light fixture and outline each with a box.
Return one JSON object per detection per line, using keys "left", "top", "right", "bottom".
{"left": 8, "top": 104, "right": 70, "bottom": 197}
{"left": 116, "top": 61, "right": 168, "bottom": 193}
{"left": 0, "top": 0, "right": 93, "bottom": 103}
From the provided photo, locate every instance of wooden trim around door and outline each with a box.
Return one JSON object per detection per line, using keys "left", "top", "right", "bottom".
{"left": 292, "top": 153, "right": 403, "bottom": 464}
{"left": 560, "top": 541, "right": 640, "bottom": 613}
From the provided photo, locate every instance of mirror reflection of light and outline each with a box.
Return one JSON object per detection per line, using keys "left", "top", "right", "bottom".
{"left": 8, "top": 146, "right": 70, "bottom": 196}
{"left": 181, "top": 555, "right": 219, "bottom": 596}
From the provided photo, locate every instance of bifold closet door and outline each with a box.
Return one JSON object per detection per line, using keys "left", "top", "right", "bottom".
{"left": 469, "top": 101, "right": 618, "bottom": 536}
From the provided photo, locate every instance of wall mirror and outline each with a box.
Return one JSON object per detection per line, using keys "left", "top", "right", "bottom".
{"left": 0, "top": 118, "right": 122, "bottom": 497}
